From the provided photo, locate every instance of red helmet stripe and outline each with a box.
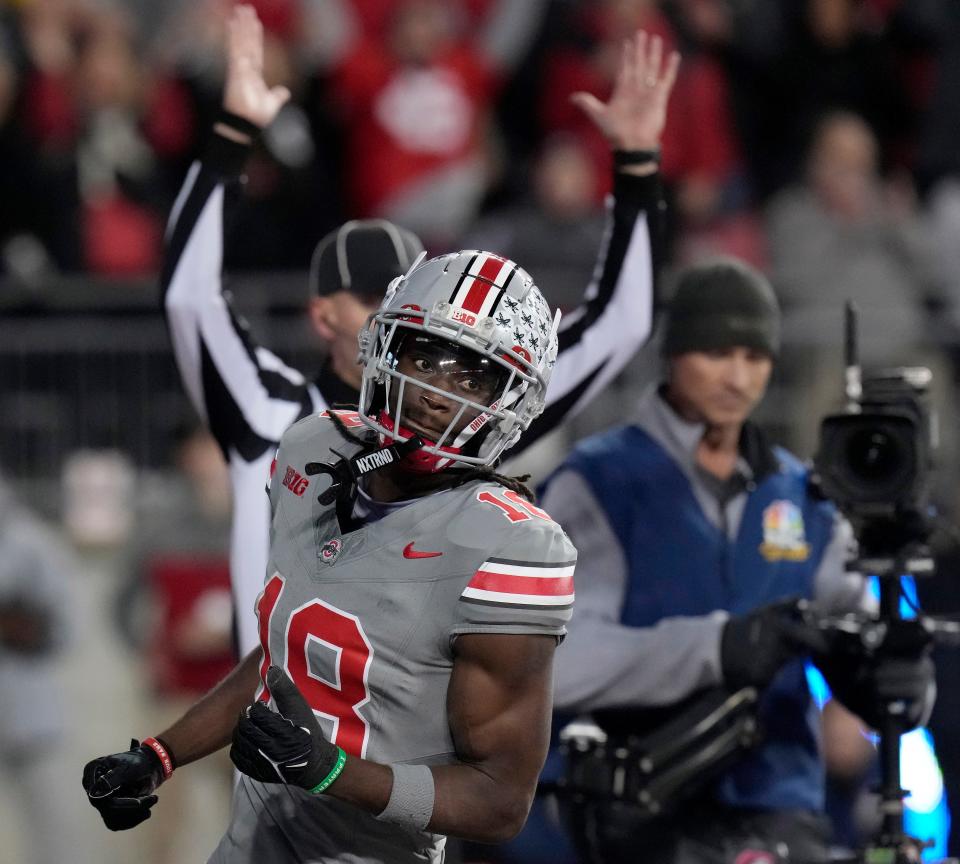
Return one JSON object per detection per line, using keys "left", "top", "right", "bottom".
{"left": 461, "top": 278, "right": 493, "bottom": 314}
{"left": 452, "top": 253, "right": 517, "bottom": 316}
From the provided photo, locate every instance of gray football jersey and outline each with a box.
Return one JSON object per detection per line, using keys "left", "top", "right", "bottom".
{"left": 210, "top": 411, "right": 576, "bottom": 864}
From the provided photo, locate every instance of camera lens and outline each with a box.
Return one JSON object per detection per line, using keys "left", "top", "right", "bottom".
{"left": 844, "top": 428, "right": 903, "bottom": 485}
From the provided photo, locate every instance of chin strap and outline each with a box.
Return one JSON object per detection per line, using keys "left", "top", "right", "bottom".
{"left": 305, "top": 435, "right": 424, "bottom": 507}
{"left": 377, "top": 410, "right": 465, "bottom": 473}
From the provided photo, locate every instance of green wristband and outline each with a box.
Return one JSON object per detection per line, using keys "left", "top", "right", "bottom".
{"left": 309, "top": 747, "right": 347, "bottom": 795}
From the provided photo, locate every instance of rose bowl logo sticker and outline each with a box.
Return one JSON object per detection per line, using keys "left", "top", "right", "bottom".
{"left": 759, "top": 500, "right": 810, "bottom": 562}
{"left": 319, "top": 538, "right": 343, "bottom": 565}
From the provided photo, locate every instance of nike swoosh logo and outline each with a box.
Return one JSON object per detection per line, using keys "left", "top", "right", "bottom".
{"left": 403, "top": 542, "right": 443, "bottom": 559}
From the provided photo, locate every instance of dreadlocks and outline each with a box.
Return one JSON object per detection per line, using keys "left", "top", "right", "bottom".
{"left": 446, "top": 468, "right": 536, "bottom": 502}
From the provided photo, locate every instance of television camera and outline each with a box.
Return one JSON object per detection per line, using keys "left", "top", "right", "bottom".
{"left": 557, "top": 304, "right": 959, "bottom": 864}
{"left": 810, "top": 303, "right": 957, "bottom": 864}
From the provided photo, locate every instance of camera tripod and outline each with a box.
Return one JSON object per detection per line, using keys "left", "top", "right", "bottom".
{"left": 806, "top": 539, "right": 960, "bottom": 864}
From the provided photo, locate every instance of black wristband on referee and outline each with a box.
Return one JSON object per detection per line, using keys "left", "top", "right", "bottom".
{"left": 613, "top": 148, "right": 661, "bottom": 167}
{"left": 216, "top": 109, "right": 263, "bottom": 140}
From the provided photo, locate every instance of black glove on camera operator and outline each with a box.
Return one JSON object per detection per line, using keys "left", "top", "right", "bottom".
{"left": 720, "top": 597, "right": 825, "bottom": 690}
{"left": 814, "top": 620, "right": 935, "bottom": 731}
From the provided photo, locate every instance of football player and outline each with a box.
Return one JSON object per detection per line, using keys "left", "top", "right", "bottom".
{"left": 84, "top": 251, "right": 579, "bottom": 862}
{"left": 162, "top": 4, "right": 678, "bottom": 657}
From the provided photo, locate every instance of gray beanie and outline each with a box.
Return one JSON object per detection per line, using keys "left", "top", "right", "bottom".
{"left": 661, "top": 258, "right": 781, "bottom": 357}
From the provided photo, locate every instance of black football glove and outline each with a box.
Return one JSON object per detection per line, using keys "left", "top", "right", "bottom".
{"left": 82, "top": 740, "right": 165, "bottom": 831}
{"left": 231, "top": 666, "right": 344, "bottom": 791}
{"left": 720, "top": 597, "right": 826, "bottom": 690}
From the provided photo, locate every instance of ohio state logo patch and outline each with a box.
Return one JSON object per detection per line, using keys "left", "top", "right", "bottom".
{"left": 319, "top": 538, "right": 343, "bottom": 565}
{"left": 759, "top": 500, "right": 810, "bottom": 562}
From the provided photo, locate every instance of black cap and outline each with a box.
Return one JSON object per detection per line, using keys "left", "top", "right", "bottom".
{"left": 662, "top": 257, "right": 781, "bottom": 358}
{"left": 309, "top": 220, "right": 424, "bottom": 301}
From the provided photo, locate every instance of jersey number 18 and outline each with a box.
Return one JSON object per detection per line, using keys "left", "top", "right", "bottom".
{"left": 254, "top": 574, "right": 373, "bottom": 757}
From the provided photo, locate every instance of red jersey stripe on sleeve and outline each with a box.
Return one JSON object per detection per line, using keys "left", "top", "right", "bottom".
{"left": 469, "top": 569, "right": 574, "bottom": 596}
{"left": 461, "top": 559, "right": 575, "bottom": 606}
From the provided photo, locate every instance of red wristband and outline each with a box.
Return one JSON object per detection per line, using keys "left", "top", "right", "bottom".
{"left": 143, "top": 736, "right": 175, "bottom": 781}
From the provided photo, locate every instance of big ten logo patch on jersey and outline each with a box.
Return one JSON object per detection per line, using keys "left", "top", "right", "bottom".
{"left": 282, "top": 465, "right": 310, "bottom": 497}
{"left": 759, "top": 500, "right": 810, "bottom": 562}
{"left": 319, "top": 538, "right": 343, "bottom": 565}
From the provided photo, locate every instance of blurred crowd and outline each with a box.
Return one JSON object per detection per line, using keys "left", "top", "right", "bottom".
{"left": 0, "top": 0, "right": 956, "bottom": 281}
{"left": 7, "top": 0, "right": 960, "bottom": 442}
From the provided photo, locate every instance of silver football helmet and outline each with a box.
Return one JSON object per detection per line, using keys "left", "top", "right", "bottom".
{"left": 357, "top": 250, "right": 560, "bottom": 471}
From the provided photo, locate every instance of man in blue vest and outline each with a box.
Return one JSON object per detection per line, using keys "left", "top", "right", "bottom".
{"left": 541, "top": 257, "right": 935, "bottom": 864}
